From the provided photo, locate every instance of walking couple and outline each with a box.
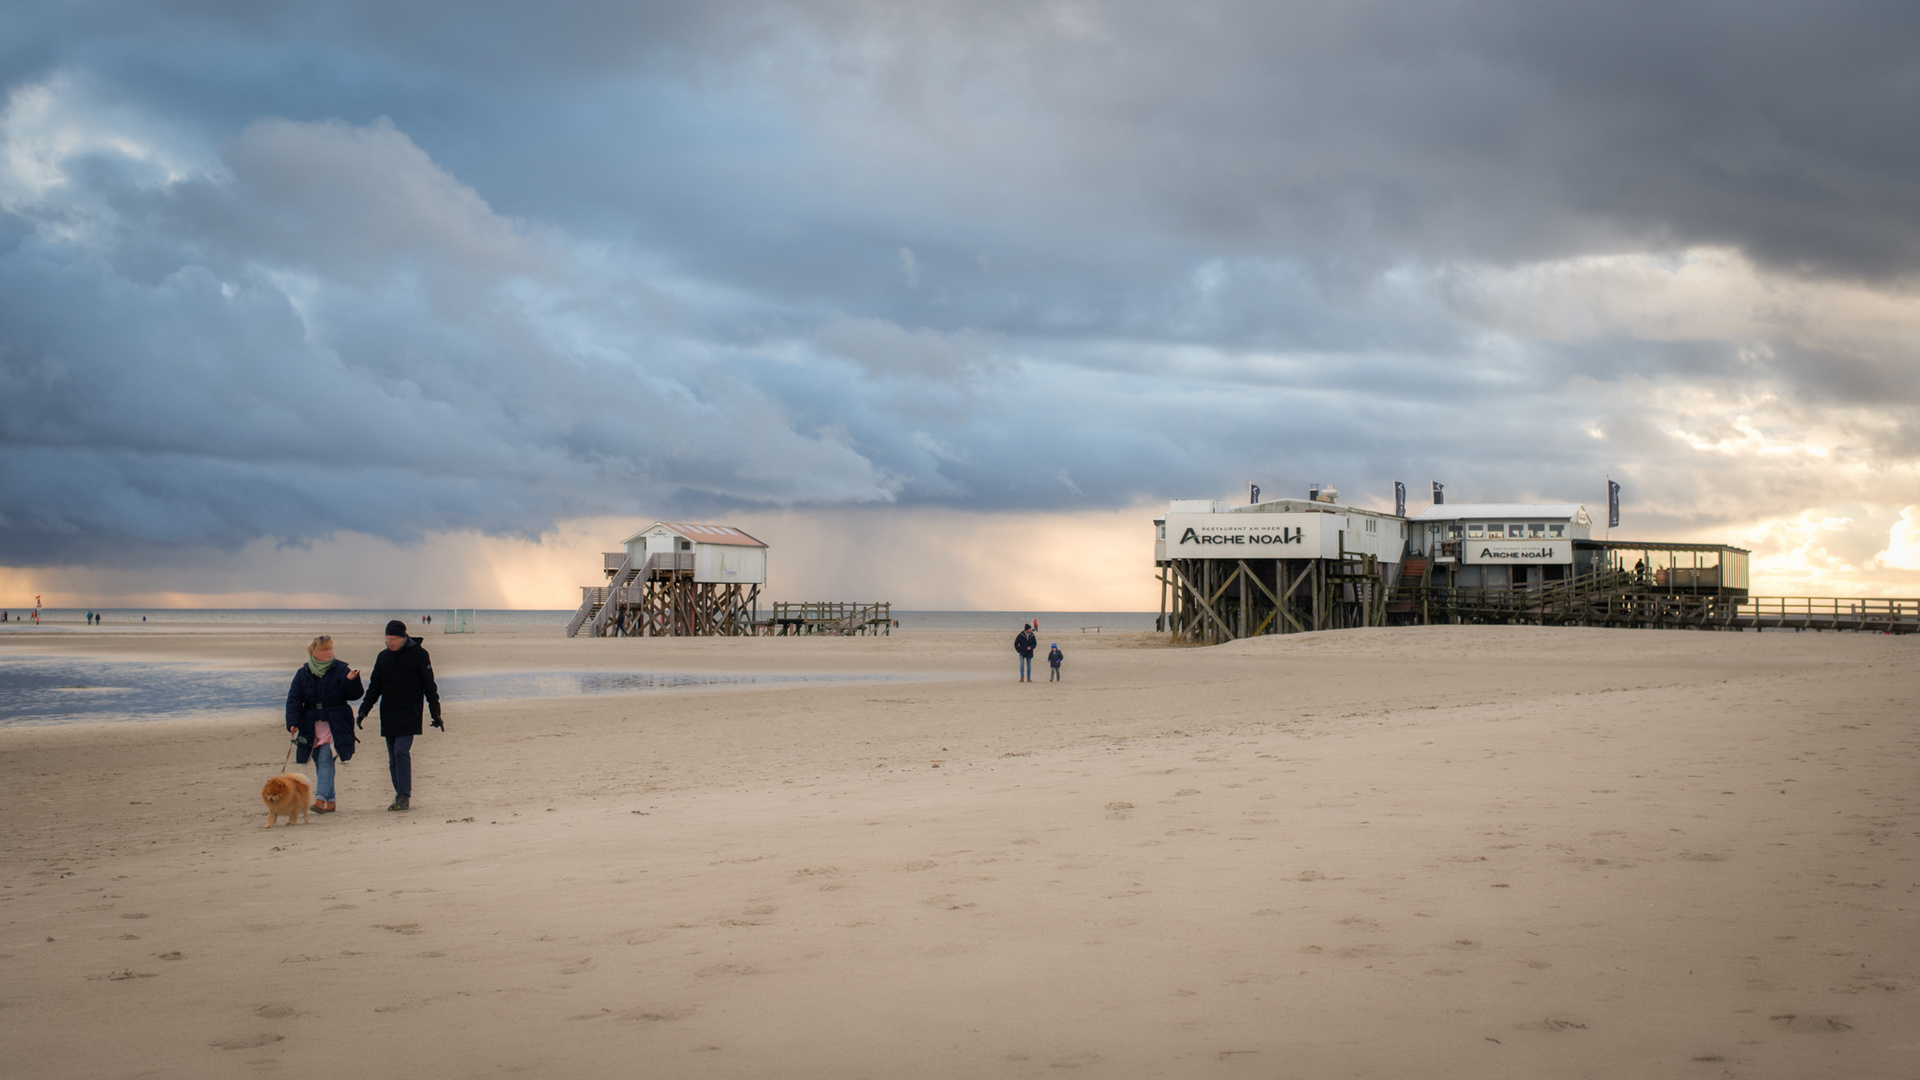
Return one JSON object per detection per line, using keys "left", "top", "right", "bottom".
{"left": 284, "top": 620, "right": 444, "bottom": 814}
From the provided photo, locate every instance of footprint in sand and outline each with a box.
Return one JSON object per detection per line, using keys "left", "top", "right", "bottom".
{"left": 1517, "top": 1017, "right": 1588, "bottom": 1032}
{"left": 375, "top": 923, "right": 423, "bottom": 935}
{"left": 1770, "top": 1014, "right": 1852, "bottom": 1033}
{"left": 211, "top": 1033, "right": 284, "bottom": 1050}
{"left": 255, "top": 1005, "right": 295, "bottom": 1019}
{"left": 693, "top": 963, "right": 757, "bottom": 978}
{"left": 616, "top": 1007, "right": 693, "bottom": 1023}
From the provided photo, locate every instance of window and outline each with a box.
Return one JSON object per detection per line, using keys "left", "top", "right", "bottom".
{"left": 1447, "top": 525, "right": 1462, "bottom": 539}
{"left": 1549, "top": 524, "right": 1565, "bottom": 538}
{"left": 680, "top": 540, "right": 692, "bottom": 551}
{"left": 1157, "top": 524, "right": 1165, "bottom": 539}
{"left": 1528, "top": 523, "right": 1545, "bottom": 537}
{"left": 1507, "top": 524, "right": 1526, "bottom": 538}
{"left": 1467, "top": 524, "right": 1485, "bottom": 538}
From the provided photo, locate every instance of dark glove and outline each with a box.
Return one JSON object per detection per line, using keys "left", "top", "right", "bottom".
{"left": 431, "top": 717, "right": 445, "bottom": 731}
{"left": 355, "top": 714, "right": 365, "bottom": 729}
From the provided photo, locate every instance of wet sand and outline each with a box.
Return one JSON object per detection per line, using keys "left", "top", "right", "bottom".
{"left": 1, "top": 623, "right": 1915, "bottom": 1079}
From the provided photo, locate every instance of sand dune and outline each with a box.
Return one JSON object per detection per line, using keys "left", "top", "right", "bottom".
{"left": 1, "top": 624, "right": 1915, "bottom": 1079}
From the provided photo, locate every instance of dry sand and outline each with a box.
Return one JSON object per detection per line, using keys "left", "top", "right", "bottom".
{"left": 1, "top": 623, "right": 1916, "bottom": 1079}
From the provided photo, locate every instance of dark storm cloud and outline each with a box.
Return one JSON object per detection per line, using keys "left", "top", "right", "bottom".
{"left": 2, "top": 0, "right": 1918, "bottom": 564}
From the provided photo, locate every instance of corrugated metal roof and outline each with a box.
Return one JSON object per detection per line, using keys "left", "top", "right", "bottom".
{"left": 620, "top": 522, "right": 768, "bottom": 548}
{"left": 1412, "top": 503, "right": 1586, "bottom": 520}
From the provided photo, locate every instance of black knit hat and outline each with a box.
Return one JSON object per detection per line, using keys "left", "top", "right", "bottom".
{"left": 384, "top": 619, "right": 407, "bottom": 637}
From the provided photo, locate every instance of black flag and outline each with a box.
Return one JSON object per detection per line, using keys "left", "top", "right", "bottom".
{"left": 1250, "top": 483, "right": 1260, "bottom": 504}
{"left": 1394, "top": 481, "right": 1406, "bottom": 517}
{"left": 1431, "top": 481, "right": 1444, "bottom": 505}
{"left": 1607, "top": 479, "right": 1621, "bottom": 529}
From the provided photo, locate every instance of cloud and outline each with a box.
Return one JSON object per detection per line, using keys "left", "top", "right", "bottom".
{"left": 0, "top": 93, "right": 897, "bottom": 563}
{"left": 1869, "top": 506, "right": 1920, "bottom": 572}
{"left": 813, "top": 316, "right": 999, "bottom": 382}
{"left": 5, "top": 3, "right": 1920, "bottom": 601}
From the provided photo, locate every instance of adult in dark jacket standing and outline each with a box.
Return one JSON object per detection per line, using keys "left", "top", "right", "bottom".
{"left": 356, "top": 620, "right": 443, "bottom": 812}
{"left": 1014, "top": 624, "right": 1037, "bottom": 682}
{"left": 284, "top": 634, "right": 363, "bottom": 813}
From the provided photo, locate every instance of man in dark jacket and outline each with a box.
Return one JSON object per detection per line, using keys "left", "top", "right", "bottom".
{"left": 356, "top": 619, "right": 443, "bottom": 811}
{"left": 1014, "top": 624, "right": 1037, "bottom": 682}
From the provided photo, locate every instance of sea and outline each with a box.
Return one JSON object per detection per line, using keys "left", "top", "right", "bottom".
{"left": 0, "top": 609, "right": 1156, "bottom": 633}
{"left": 0, "top": 609, "right": 1152, "bottom": 726}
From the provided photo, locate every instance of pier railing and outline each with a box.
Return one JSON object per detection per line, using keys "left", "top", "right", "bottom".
{"left": 1388, "top": 572, "right": 1919, "bottom": 633}
{"left": 754, "top": 601, "right": 893, "bottom": 636}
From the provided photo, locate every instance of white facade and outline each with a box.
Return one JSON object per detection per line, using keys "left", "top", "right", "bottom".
{"left": 1409, "top": 503, "right": 1592, "bottom": 563}
{"left": 1159, "top": 498, "right": 1405, "bottom": 563}
{"left": 621, "top": 522, "right": 768, "bottom": 584}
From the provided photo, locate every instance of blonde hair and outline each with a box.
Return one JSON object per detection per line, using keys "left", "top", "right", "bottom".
{"left": 307, "top": 634, "right": 334, "bottom": 657}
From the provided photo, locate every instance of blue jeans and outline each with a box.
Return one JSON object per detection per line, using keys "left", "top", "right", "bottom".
{"left": 385, "top": 735, "right": 414, "bottom": 797}
{"left": 1018, "top": 655, "right": 1032, "bottom": 679}
{"left": 312, "top": 744, "right": 336, "bottom": 801}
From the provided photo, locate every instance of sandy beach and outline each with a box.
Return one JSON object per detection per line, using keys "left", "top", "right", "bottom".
{"left": 1, "top": 623, "right": 1915, "bottom": 1079}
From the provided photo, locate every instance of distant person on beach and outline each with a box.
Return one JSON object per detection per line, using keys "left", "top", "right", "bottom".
{"left": 285, "top": 635, "right": 363, "bottom": 814}
{"left": 1048, "top": 643, "right": 1063, "bottom": 682}
{"left": 357, "top": 620, "right": 443, "bottom": 812}
{"left": 1015, "top": 623, "right": 1037, "bottom": 682}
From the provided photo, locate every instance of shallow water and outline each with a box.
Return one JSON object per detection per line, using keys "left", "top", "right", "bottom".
{"left": 0, "top": 608, "right": 1156, "bottom": 632}
{"left": 0, "top": 656, "right": 901, "bottom": 727}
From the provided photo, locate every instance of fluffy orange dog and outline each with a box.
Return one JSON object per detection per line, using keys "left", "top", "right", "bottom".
{"left": 261, "top": 773, "right": 314, "bottom": 828}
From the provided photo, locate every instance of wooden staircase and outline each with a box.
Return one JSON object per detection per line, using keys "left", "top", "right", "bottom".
{"left": 588, "top": 554, "right": 640, "bottom": 636}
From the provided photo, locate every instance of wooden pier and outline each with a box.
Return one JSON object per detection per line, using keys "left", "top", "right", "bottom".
{"left": 751, "top": 601, "right": 892, "bottom": 636}
{"left": 1387, "top": 571, "right": 1920, "bottom": 633}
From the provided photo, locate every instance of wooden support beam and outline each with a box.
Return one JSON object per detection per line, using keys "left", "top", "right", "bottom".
{"left": 1169, "top": 561, "right": 1232, "bottom": 644}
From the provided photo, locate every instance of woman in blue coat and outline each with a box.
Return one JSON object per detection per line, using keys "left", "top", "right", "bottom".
{"left": 284, "top": 634, "right": 363, "bottom": 814}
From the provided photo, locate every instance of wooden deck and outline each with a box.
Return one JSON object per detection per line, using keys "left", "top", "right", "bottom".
{"left": 751, "top": 602, "right": 892, "bottom": 636}
{"left": 1387, "top": 571, "right": 1919, "bottom": 633}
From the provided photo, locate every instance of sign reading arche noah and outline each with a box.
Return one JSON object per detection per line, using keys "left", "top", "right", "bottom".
{"left": 1462, "top": 539, "right": 1572, "bottom": 564}
{"left": 1163, "top": 511, "right": 1403, "bottom": 562}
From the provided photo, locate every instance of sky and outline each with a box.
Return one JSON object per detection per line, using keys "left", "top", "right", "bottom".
{"left": 4, "top": 0, "right": 1920, "bottom": 609}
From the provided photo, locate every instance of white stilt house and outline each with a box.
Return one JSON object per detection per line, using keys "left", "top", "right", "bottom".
{"left": 567, "top": 522, "right": 767, "bottom": 637}
{"left": 1155, "top": 490, "right": 1407, "bottom": 643}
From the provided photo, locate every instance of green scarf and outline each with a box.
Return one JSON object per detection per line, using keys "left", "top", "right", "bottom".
{"left": 307, "top": 657, "right": 332, "bottom": 679}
